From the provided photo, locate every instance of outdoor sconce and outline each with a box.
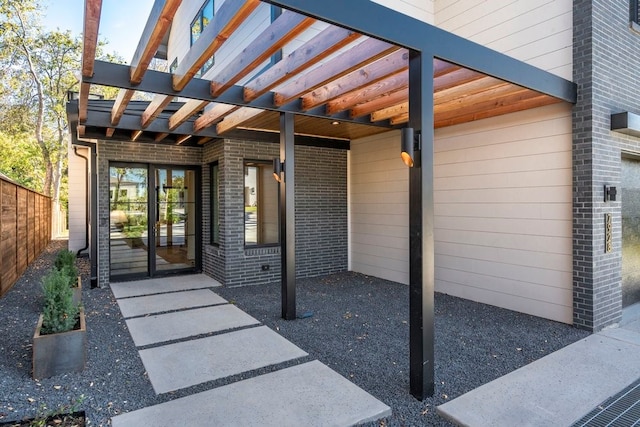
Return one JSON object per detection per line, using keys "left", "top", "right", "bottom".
{"left": 401, "top": 127, "right": 421, "bottom": 167}
{"left": 604, "top": 185, "right": 617, "bottom": 202}
{"left": 273, "top": 158, "right": 284, "bottom": 183}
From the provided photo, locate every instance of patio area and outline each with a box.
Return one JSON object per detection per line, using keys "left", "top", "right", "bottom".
{"left": 0, "top": 240, "right": 589, "bottom": 426}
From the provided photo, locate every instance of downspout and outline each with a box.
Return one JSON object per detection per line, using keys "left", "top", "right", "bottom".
{"left": 73, "top": 140, "right": 98, "bottom": 289}
{"left": 72, "top": 146, "right": 90, "bottom": 257}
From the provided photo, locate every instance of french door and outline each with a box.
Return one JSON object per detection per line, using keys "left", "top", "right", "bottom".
{"left": 109, "top": 163, "right": 200, "bottom": 280}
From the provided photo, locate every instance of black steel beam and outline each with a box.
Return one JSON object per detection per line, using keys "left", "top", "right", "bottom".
{"left": 280, "top": 112, "right": 296, "bottom": 320}
{"left": 260, "top": 0, "right": 576, "bottom": 103}
{"left": 408, "top": 50, "right": 435, "bottom": 400}
{"left": 84, "top": 61, "right": 394, "bottom": 129}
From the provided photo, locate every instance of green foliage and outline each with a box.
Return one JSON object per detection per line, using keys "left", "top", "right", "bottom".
{"left": 41, "top": 269, "right": 79, "bottom": 335}
{"left": 54, "top": 249, "right": 76, "bottom": 271}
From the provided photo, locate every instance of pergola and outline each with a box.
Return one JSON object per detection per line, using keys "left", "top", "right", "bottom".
{"left": 73, "top": 0, "right": 576, "bottom": 399}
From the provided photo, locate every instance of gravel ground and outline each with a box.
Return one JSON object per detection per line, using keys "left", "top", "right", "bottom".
{"left": 0, "top": 240, "right": 589, "bottom": 426}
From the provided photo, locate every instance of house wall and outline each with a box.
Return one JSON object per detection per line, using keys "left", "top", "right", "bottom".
{"left": 572, "top": 0, "right": 640, "bottom": 330}
{"left": 96, "top": 140, "right": 203, "bottom": 287}
{"left": 202, "top": 139, "right": 348, "bottom": 287}
{"left": 371, "top": 0, "right": 434, "bottom": 24}
{"left": 68, "top": 144, "right": 89, "bottom": 253}
{"left": 350, "top": 0, "right": 575, "bottom": 323}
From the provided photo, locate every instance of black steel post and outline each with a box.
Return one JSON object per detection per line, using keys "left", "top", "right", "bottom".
{"left": 280, "top": 112, "right": 296, "bottom": 320}
{"left": 408, "top": 49, "right": 435, "bottom": 400}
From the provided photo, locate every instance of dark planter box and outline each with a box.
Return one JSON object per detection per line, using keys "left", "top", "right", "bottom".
{"left": 32, "top": 308, "right": 86, "bottom": 379}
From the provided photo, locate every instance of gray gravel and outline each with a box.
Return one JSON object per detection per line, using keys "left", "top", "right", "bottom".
{"left": 0, "top": 240, "right": 589, "bottom": 426}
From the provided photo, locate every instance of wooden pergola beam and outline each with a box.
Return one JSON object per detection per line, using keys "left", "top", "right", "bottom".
{"left": 210, "top": 11, "right": 315, "bottom": 97}
{"left": 371, "top": 101, "right": 408, "bottom": 122}
{"left": 389, "top": 113, "right": 408, "bottom": 125}
{"left": 243, "top": 25, "right": 361, "bottom": 102}
{"left": 350, "top": 88, "right": 408, "bottom": 118}
{"left": 111, "top": 89, "right": 134, "bottom": 126}
{"left": 141, "top": 94, "right": 173, "bottom": 128}
{"left": 302, "top": 49, "right": 408, "bottom": 111}
{"left": 193, "top": 103, "right": 237, "bottom": 132}
{"left": 78, "top": 82, "right": 91, "bottom": 123}
{"left": 435, "top": 88, "right": 541, "bottom": 123}
{"left": 105, "top": 128, "right": 115, "bottom": 137}
{"left": 130, "top": 0, "right": 183, "bottom": 85}
{"left": 434, "top": 82, "right": 515, "bottom": 114}
{"left": 434, "top": 75, "right": 505, "bottom": 104}
{"left": 216, "top": 107, "right": 264, "bottom": 134}
{"left": 82, "top": 0, "right": 102, "bottom": 78}
{"left": 173, "top": 0, "right": 260, "bottom": 91}
{"left": 434, "top": 68, "right": 483, "bottom": 93}
{"left": 131, "top": 129, "right": 143, "bottom": 141}
{"left": 169, "top": 99, "right": 209, "bottom": 131}
{"left": 326, "top": 71, "right": 407, "bottom": 115}
{"left": 273, "top": 37, "right": 398, "bottom": 106}
{"left": 155, "top": 132, "right": 169, "bottom": 142}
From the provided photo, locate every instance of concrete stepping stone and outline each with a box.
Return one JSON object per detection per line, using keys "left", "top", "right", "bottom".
{"left": 116, "top": 289, "right": 227, "bottom": 318}
{"left": 125, "top": 304, "right": 259, "bottom": 347}
{"left": 111, "top": 360, "right": 391, "bottom": 426}
{"left": 110, "top": 274, "right": 221, "bottom": 298}
{"left": 139, "top": 326, "right": 308, "bottom": 394}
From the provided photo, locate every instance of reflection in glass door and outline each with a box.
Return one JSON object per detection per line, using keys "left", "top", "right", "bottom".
{"left": 109, "top": 165, "right": 149, "bottom": 278}
{"left": 154, "top": 168, "right": 197, "bottom": 273}
{"left": 109, "top": 164, "right": 200, "bottom": 280}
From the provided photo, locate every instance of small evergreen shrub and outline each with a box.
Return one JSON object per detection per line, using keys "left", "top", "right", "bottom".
{"left": 54, "top": 250, "right": 76, "bottom": 271}
{"left": 41, "top": 269, "right": 79, "bottom": 335}
{"left": 59, "top": 264, "right": 79, "bottom": 288}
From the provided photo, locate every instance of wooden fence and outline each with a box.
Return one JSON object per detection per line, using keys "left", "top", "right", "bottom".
{"left": 0, "top": 175, "right": 52, "bottom": 297}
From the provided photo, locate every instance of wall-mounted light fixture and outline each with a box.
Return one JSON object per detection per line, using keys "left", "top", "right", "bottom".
{"left": 604, "top": 185, "right": 617, "bottom": 202}
{"left": 401, "top": 127, "right": 421, "bottom": 167}
{"left": 273, "top": 158, "right": 284, "bottom": 182}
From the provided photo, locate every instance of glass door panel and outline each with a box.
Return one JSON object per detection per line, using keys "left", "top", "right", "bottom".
{"left": 109, "top": 166, "right": 149, "bottom": 278}
{"left": 154, "top": 168, "right": 197, "bottom": 272}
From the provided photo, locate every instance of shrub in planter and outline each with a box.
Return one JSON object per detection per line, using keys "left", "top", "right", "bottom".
{"left": 33, "top": 269, "right": 86, "bottom": 379}
{"left": 54, "top": 250, "right": 80, "bottom": 305}
{"left": 54, "top": 250, "right": 76, "bottom": 272}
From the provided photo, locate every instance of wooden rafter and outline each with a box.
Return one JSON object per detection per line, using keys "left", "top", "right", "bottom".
{"left": 371, "top": 102, "right": 408, "bottom": 122}
{"left": 169, "top": 99, "right": 209, "bottom": 131}
{"left": 434, "top": 75, "right": 506, "bottom": 104}
{"left": 82, "top": 0, "right": 102, "bottom": 78}
{"left": 434, "top": 83, "right": 516, "bottom": 114}
{"left": 243, "top": 25, "right": 361, "bottom": 102}
{"left": 327, "top": 71, "right": 407, "bottom": 115}
{"left": 130, "top": 0, "right": 183, "bottom": 84}
{"left": 78, "top": 82, "right": 91, "bottom": 123}
{"left": 193, "top": 103, "right": 237, "bottom": 132}
{"left": 216, "top": 107, "right": 264, "bottom": 134}
{"left": 210, "top": 11, "right": 315, "bottom": 97}
{"left": 173, "top": 0, "right": 260, "bottom": 91}
{"left": 155, "top": 132, "right": 169, "bottom": 142}
{"left": 131, "top": 129, "right": 143, "bottom": 141}
{"left": 390, "top": 114, "right": 408, "bottom": 125}
{"left": 273, "top": 37, "right": 398, "bottom": 106}
{"left": 302, "top": 49, "right": 408, "bottom": 111}
{"left": 197, "top": 137, "right": 214, "bottom": 145}
{"left": 111, "top": 89, "right": 134, "bottom": 126}
{"left": 105, "top": 128, "right": 115, "bottom": 137}
{"left": 434, "top": 68, "right": 483, "bottom": 93}
{"left": 350, "top": 88, "right": 408, "bottom": 118}
{"left": 141, "top": 94, "right": 173, "bottom": 128}
{"left": 176, "top": 134, "right": 192, "bottom": 145}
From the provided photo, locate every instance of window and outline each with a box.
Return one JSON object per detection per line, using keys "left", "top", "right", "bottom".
{"left": 244, "top": 161, "right": 279, "bottom": 246}
{"left": 632, "top": 0, "right": 640, "bottom": 32}
{"left": 210, "top": 162, "right": 220, "bottom": 245}
{"left": 191, "top": 0, "right": 215, "bottom": 75}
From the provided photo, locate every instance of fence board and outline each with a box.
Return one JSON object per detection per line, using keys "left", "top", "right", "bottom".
{"left": 0, "top": 176, "right": 51, "bottom": 297}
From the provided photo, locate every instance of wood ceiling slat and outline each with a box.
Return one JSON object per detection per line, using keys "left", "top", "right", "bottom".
{"left": 302, "top": 49, "right": 408, "bottom": 111}
{"left": 111, "top": 89, "right": 134, "bottom": 126}
{"left": 141, "top": 94, "right": 173, "bottom": 128}
{"left": 176, "top": 134, "right": 192, "bottom": 144}
{"left": 169, "top": 99, "right": 209, "bottom": 130}
{"left": 326, "top": 71, "right": 407, "bottom": 115}
{"left": 197, "top": 137, "right": 213, "bottom": 145}
{"left": 82, "top": 0, "right": 102, "bottom": 78}
{"left": 350, "top": 88, "right": 408, "bottom": 118}
{"left": 390, "top": 113, "right": 408, "bottom": 125}
{"left": 131, "top": 129, "right": 143, "bottom": 141}
{"left": 130, "top": 0, "right": 182, "bottom": 85}
{"left": 193, "top": 103, "right": 237, "bottom": 132}
{"left": 371, "top": 102, "right": 408, "bottom": 122}
{"left": 434, "top": 68, "right": 483, "bottom": 92}
{"left": 434, "top": 76, "right": 506, "bottom": 104}
{"left": 105, "top": 128, "right": 115, "bottom": 137}
{"left": 273, "top": 37, "right": 398, "bottom": 106}
{"left": 173, "top": 0, "right": 260, "bottom": 91}
{"left": 435, "top": 95, "right": 561, "bottom": 128}
{"left": 243, "top": 25, "right": 361, "bottom": 102}
{"left": 434, "top": 82, "right": 516, "bottom": 114}
{"left": 210, "top": 11, "right": 315, "bottom": 97}
{"left": 216, "top": 107, "right": 264, "bottom": 134}
{"left": 155, "top": 132, "right": 169, "bottom": 142}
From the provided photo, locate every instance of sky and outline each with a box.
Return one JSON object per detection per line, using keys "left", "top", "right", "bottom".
{"left": 42, "top": 0, "right": 154, "bottom": 63}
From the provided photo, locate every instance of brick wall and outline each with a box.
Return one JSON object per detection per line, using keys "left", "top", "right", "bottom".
{"left": 204, "top": 139, "right": 348, "bottom": 287}
{"left": 573, "top": 0, "right": 640, "bottom": 330}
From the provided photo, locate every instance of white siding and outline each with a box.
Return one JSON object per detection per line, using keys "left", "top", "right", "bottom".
{"left": 68, "top": 144, "right": 89, "bottom": 253}
{"left": 371, "top": 0, "right": 435, "bottom": 24}
{"left": 435, "top": 0, "right": 573, "bottom": 79}
{"left": 350, "top": 130, "right": 409, "bottom": 284}
{"left": 349, "top": 103, "right": 573, "bottom": 323}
